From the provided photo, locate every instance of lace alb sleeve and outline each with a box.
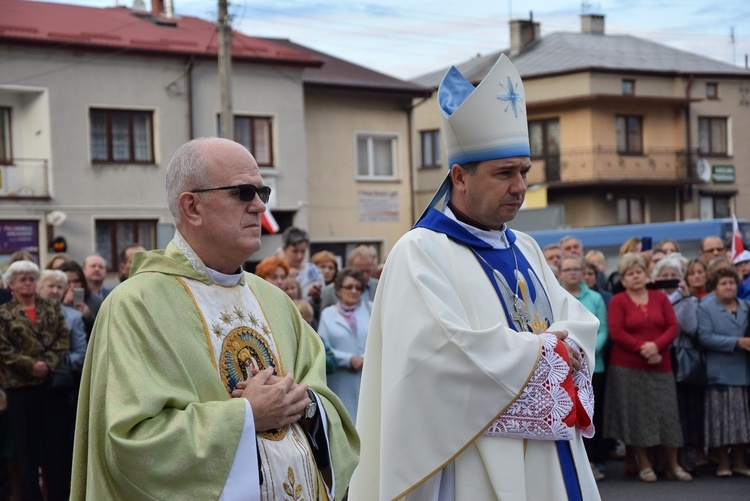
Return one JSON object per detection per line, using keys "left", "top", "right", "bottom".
{"left": 484, "top": 333, "right": 596, "bottom": 440}
{"left": 484, "top": 333, "right": 575, "bottom": 441}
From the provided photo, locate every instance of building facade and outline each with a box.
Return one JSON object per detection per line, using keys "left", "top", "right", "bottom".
{"left": 411, "top": 14, "right": 750, "bottom": 231}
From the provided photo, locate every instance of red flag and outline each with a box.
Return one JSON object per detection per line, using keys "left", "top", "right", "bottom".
{"left": 261, "top": 209, "right": 279, "bottom": 234}
{"left": 732, "top": 213, "right": 744, "bottom": 261}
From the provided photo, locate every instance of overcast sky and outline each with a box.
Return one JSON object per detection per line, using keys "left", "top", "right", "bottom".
{"left": 42, "top": 0, "right": 750, "bottom": 80}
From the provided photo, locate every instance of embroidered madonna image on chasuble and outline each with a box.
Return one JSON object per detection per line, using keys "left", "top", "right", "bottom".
{"left": 180, "top": 278, "right": 320, "bottom": 501}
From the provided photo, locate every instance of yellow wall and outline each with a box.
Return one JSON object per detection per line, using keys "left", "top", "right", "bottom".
{"left": 304, "top": 93, "right": 414, "bottom": 256}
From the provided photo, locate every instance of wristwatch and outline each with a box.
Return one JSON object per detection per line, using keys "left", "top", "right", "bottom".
{"left": 303, "top": 389, "right": 318, "bottom": 420}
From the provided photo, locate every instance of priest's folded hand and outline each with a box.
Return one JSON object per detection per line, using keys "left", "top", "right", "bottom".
{"left": 546, "top": 329, "right": 581, "bottom": 372}
{"left": 236, "top": 368, "right": 312, "bottom": 431}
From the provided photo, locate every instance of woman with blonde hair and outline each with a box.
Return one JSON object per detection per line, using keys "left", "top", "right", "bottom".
{"left": 604, "top": 253, "right": 690, "bottom": 482}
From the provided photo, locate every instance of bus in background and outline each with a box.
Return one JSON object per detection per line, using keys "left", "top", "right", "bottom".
{"left": 527, "top": 218, "right": 750, "bottom": 272}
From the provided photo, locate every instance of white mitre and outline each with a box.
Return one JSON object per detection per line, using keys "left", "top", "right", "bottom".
{"left": 417, "top": 54, "right": 530, "bottom": 223}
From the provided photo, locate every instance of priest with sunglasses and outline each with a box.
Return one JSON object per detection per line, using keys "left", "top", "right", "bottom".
{"left": 350, "top": 55, "right": 600, "bottom": 500}
{"left": 71, "top": 137, "right": 359, "bottom": 501}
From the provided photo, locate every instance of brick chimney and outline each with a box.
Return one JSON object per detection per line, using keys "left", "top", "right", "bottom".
{"left": 509, "top": 14, "right": 540, "bottom": 55}
{"left": 581, "top": 14, "right": 605, "bottom": 34}
{"left": 152, "top": 0, "right": 164, "bottom": 15}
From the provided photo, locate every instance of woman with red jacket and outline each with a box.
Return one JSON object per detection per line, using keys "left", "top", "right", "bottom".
{"left": 603, "top": 252, "right": 691, "bottom": 483}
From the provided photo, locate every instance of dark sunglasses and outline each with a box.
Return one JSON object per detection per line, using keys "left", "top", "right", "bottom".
{"left": 191, "top": 184, "right": 271, "bottom": 203}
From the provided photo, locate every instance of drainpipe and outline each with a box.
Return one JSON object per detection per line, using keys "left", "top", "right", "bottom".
{"left": 681, "top": 74, "right": 694, "bottom": 221}
{"left": 184, "top": 57, "right": 195, "bottom": 139}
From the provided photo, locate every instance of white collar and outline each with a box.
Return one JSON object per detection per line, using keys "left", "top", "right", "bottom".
{"left": 441, "top": 206, "right": 510, "bottom": 250}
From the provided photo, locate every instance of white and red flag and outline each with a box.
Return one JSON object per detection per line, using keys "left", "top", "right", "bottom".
{"left": 261, "top": 209, "right": 279, "bottom": 234}
{"left": 731, "top": 213, "right": 744, "bottom": 261}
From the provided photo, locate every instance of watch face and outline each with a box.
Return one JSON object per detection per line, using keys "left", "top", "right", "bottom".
{"left": 305, "top": 401, "right": 317, "bottom": 419}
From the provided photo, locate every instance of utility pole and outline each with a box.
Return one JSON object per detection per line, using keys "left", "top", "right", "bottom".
{"left": 218, "top": 0, "right": 233, "bottom": 139}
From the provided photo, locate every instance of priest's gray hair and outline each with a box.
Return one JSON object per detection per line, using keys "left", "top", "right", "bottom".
{"left": 2, "top": 260, "right": 40, "bottom": 287}
{"left": 166, "top": 137, "right": 213, "bottom": 224}
{"left": 652, "top": 253, "right": 687, "bottom": 280}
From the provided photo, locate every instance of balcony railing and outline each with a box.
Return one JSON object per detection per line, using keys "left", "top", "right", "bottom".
{"left": 529, "top": 147, "right": 702, "bottom": 186}
{"left": 0, "top": 158, "right": 50, "bottom": 198}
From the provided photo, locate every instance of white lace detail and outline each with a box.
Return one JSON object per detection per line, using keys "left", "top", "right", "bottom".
{"left": 485, "top": 333, "right": 574, "bottom": 441}
{"left": 173, "top": 231, "right": 212, "bottom": 280}
{"left": 566, "top": 339, "right": 595, "bottom": 438}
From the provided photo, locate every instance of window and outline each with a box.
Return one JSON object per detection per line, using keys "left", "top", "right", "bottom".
{"left": 706, "top": 82, "right": 719, "bottom": 99}
{"left": 0, "top": 107, "right": 11, "bottom": 164}
{"left": 615, "top": 115, "right": 643, "bottom": 154}
{"left": 90, "top": 109, "right": 154, "bottom": 163}
{"left": 233, "top": 115, "right": 273, "bottom": 166}
{"left": 420, "top": 130, "right": 441, "bottom": 168}
{"left": 356, "top": 133, "right": 397, "bottom": 179}
{"left": 95, "top": 219, "right": 156, "bottom": 272}
{"left": 617, "top": 197, "right": 644, "bottom": 224}
{"left": 529, "top": 118, "right": 561, "bottom": 181}
{"left": 698, "top": 117, "right": 729, "bottom": 156}
{"left": 622, "top": 79, "right": 635, "bottom": 96}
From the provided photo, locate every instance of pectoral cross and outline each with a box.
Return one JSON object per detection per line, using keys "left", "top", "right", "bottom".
{"left": 511, "top": 294, "right": 532, "bottom": 326}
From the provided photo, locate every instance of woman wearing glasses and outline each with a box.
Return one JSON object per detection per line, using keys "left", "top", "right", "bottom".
{"left": 317, "top": 267, "right": 371, "bottom": 424}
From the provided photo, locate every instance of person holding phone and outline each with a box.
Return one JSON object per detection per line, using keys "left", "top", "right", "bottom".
{"left": 652, "top": 254, "right": 707, "bottom": 471}
{"left": 604, "top": 253, "right": 690, "bottom": 483}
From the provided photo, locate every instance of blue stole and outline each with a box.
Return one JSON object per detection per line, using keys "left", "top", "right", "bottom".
{"left": 415, "top": 208, "right": 583, "bottom": 501}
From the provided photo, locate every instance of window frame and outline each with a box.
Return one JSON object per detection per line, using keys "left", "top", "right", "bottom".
{"left": 706, "top": 82, "right": 719, "bottom": 100}
{"left": 617, "top": 197, "right": 645, "bottom": 225}
{"left": 354, "top": 132, "right": 399, "bottom": 181}
{"left": 698, "top": 116, "right": 729, "bottom": 156}
{"left": 230, "top": 115, "right": 275, "bottom": 167}
{"left": 94, "top": 219, "right": 157, "bottom": 272}
{"left": 89, "top": 108, "right": 155, "bottom": 164}
{"left": 419, "top": 129, "right": 441, "bottom": 169}
{"left": 0, "top": 107, "right": 11, "bottom": 165}
{"left": 615, "top": 115, "right": 643, "bottom": 155}
{"left": 622, "top": 79, "right": 635, "bottom": 96}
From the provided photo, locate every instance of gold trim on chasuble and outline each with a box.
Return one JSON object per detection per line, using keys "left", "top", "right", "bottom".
{"left": 178, "top": 277, "right": 320, "bottom": 500}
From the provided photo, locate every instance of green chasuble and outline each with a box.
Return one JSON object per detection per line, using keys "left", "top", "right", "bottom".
{"left": 71, "top": 240, "right": 359, "bottom": 500}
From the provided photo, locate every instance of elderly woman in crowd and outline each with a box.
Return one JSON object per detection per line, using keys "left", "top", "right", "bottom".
{"left": 559, "top": 254, "right": 610, "bottom": 480}
{"left": 696, "top": 267, "right": 750, "bottom": 477}
{"left": 317, "top": 268, "right": 371, "bottom": 424}
{"left": 58, "top": 260, "right": 101, "bottom": 339}
{"left": 652, "top": 254, "right": 707, "bottom": 470}
{"left": 0, "top": 261, "right": 72, "bottom": 500}
{"left": 311, "top": 251, "right": 338, "bottom": 286}
{"left": 686, "top": 258, "right": 709, "bottom": 299}
{"left": 36, "top": 270, "right": 88, "bottom": 383}
{"left": 254, "top": 256, "right": 290, "bottom": 289}
{"left": 604, "top": 253, "right": 690, "bottom": 482}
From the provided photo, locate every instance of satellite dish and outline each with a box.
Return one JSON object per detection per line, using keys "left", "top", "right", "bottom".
{"left": 696, "top": 158, "right": 712, "bottom": 182}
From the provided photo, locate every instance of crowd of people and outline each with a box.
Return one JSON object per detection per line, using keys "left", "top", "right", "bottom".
{"left": 543, "top": 234, "right": 750, "bottom": 483}
{"left": 0, "top": 218, "right": 378, "bottom": 500}
{"left": 0, "top": 245, "right": 143, "bottom": 500}
{"left": 255, "top": 228, "right": 378, "bottom": 425}
{"left": 1, "top": 51, "right": 749, "bottom": 499}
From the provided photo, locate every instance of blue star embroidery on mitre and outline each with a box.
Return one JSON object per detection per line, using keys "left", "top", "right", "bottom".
{"left": 497, "top": 76, "right": 524, "bottom": 118}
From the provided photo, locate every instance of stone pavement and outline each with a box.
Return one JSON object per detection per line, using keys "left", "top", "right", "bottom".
{"left": 596, "top": 458, "right": 750, "bottom": 500}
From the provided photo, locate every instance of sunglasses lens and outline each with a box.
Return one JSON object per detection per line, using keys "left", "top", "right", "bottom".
{"left": 236, "top": 185, "right": 271, "bottom": 203}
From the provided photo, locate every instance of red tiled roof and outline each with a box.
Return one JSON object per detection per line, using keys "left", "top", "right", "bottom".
{"left": 0, "top": 0, "right": 322, "bottom": 67}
